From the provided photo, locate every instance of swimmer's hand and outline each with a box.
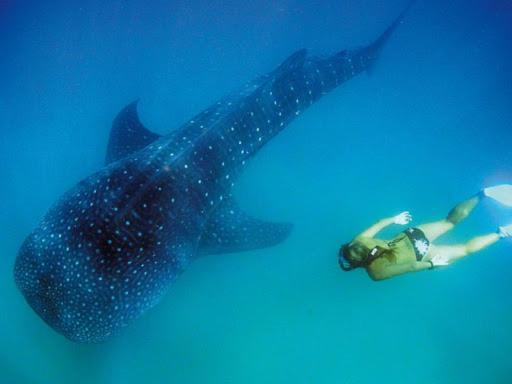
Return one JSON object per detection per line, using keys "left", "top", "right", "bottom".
{"left": 430, "top": 254, "right": 450, "bottom": 267}
{"left": 393, "top": 211, "right": 412, "bottom": 225}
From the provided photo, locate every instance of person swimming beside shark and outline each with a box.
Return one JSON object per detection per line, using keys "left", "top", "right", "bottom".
{"left": 338, "top": 185, "right": 512, "bottom": 280}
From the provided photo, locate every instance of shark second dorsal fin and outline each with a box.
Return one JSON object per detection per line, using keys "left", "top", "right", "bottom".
{"left": 105, "top": 101, "right": 161, "bottom": 165}
{"left": 198, "top": 198, "right": 293, "bottom": 256}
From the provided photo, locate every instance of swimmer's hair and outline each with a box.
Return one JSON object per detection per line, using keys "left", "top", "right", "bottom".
{"left": 338, "top": 241, "right": 371, "bottom": 271}
{"left": 339, "top": 240, "right": 395, "bottom": 271}
{"left": 347, "top": 242, "right": 371, "bottom": 262}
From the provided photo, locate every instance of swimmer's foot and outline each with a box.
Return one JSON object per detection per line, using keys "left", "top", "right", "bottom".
{"left": 498, "top": 224, "right": 512, "bottom": 238}
{"left": 483, "top": 184, "right": 512, "bottom": 207}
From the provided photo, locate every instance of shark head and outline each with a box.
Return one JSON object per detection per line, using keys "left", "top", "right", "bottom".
{"left": 14, "top": 233, "right": 100, "bottom": 341}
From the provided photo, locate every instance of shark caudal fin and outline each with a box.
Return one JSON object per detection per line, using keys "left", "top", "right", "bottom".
{"left": 356, "top": 1, "right": 415, "bottom": 74}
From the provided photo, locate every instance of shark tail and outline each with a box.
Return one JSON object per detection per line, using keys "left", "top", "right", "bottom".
{"left": 362, "top": 1, "right": 415, "bottom": 74}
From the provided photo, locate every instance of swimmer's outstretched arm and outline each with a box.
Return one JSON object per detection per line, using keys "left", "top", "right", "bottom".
{"left": 356, "top": 211, "right": 412, "bottom": 239}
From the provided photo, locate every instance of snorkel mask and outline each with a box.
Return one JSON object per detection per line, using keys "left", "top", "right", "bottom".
{"left": 338, "top": 245, "right": 355, "bottom": 271}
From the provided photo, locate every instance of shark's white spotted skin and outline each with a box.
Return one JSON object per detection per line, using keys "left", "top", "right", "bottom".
{"left": 14, "top": 11, "right": 406, "bottom": 342}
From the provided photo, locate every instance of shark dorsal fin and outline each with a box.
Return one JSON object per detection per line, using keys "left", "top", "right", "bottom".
{"left": 276, "top": 49, "right": 308, "bottom": 73}
{"left": 105, "top": 101, "right": 161, "bottom": 165}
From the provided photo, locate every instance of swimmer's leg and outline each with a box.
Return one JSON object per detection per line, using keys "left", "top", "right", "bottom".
{"left": 428, "top": 232, "right": 501, "bottom": 264}
{"left": 418, "top": 194, "right": 483, "bottom": 241}
{"left": 446, "top": 194, "right": 482, "bottom": 225}
{"left": 417, "top": 220, "right": 455, "bottom": 242}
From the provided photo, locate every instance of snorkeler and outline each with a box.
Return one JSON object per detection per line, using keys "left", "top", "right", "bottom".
{"left": 339, "top": 185, "right": 512, "bottom": 280}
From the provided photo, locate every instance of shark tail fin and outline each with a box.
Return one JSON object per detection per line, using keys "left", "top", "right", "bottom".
{"left": 363, "top": 1, "right": 415, "bottom": 74}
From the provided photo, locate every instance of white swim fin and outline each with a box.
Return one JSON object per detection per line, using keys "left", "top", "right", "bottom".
{"left": 498, "top": 224, "right": 512, "bottom": 238}
{"left": 484, "top": 184, "right": 512, "bottom": 207}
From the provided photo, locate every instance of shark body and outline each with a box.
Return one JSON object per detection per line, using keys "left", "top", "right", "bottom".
{"left": 14, "top": 11, "right": 407, "bottom": 342}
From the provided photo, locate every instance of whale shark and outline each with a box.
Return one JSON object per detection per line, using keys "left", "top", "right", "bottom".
{"left": 14, "top": 10, "right": 408, "bottom": 342}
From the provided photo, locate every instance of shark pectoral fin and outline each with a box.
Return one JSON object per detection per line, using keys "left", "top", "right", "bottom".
{"left": 105, "top": 100, "right": 162, "bottom": 165}
{"left": 198, "top": 199, "right": 293, "bottom": 256}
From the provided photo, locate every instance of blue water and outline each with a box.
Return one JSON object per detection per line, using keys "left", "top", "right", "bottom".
{"left": 1, "top": 0, "right": 512, "bottom": 382}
